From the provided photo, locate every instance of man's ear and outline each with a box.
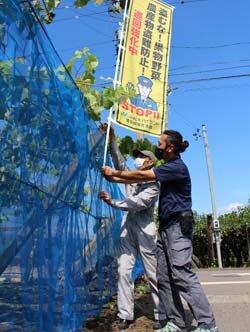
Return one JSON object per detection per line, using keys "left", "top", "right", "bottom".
{"left": 149, "top": 160, "right": 154, "bottom": 168}
{"left": 168, "top": 144, "right": 175, "bottom": 153}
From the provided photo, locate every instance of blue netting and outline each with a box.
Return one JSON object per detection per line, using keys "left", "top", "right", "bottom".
{"left": 0, "top": 1, "right": 125, "bottom": 330}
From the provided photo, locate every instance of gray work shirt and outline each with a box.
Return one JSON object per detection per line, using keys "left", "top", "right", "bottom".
{"left": 109, "top": 140, "right": 159, "bottom": 233}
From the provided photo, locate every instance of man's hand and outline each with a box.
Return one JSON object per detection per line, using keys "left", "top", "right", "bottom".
{"left": 98, "top": 191, "right": 112, "bottom": 205}
{"left": 100, "top": 122, "right": 115, "bottom": 141}
{"left": 101, "top": 166, "right": 115, "bottom": 178}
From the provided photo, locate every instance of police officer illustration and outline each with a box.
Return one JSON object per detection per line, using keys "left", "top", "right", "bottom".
{"left": 129, "top": 76, "right": 158, "bottom": 111}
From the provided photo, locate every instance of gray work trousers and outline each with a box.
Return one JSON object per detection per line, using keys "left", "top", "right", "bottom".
{"left": 157, "top": 223, "right": 216, "bottom": 330}
{"left": 117, "top": 220, "right": 166, "bottom": 321}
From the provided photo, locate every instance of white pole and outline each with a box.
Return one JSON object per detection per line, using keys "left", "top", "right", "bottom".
{"left": 103, "top": 0, "right": 130, "bottom": 166}
{"left": 201, "top": 124, "right": 223, "bottom": 268}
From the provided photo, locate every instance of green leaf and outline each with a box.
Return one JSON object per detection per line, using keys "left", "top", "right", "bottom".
{"left": 84, "top": 54, "right": 98, "bottom": 72}
{"left": 102, "top": 98, "right": 113, "bottom": 109}
{"left": 74, "top": 0, "right": 89, "bottom": 8}
{"left": 45, "top": 0, "right": 61, "bottom": 11}
{"left": 66, "top": 58, "right": 75, "bottom": 73}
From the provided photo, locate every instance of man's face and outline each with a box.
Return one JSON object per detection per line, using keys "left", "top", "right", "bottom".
{"left": 157, "top": 134, "right": 167, "bottom": 150}
{"left": 138, "top": 83, "right": 151, "bottom": 100}
{"left": 137, "top": 153, "right": 154, "bottom": 170}
{"left": 157, "top": 134, "right": 174, "bottom": 160}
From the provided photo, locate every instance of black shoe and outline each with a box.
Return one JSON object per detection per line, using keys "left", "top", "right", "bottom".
{"left": 118, "top": 319, "right": 133, "bottom": 330}
{"left": 153, "top": 319, "right": 167, "bottom": 330}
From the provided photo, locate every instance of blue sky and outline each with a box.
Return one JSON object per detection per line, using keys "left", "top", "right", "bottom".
{"left": 46, "top": 0, "right": 250, "bottom": 215}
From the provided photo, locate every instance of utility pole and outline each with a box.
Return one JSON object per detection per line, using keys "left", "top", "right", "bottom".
{"left": 201, "top": 124, "right": 223, "bottom": 268}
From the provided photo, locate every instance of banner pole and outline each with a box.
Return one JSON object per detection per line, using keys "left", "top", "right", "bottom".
{"left": 103, "top": 0, "right": 130, "bottom": 166}
{"left": 112, "top": 0, "right": 173, "bottom": 137}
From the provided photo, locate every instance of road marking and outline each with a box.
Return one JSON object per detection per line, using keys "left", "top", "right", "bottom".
{"left": 211, "top": 273, "right": 250, "bottom": 277}
{"left": 207, "top": 295, "right": 250, "bottom": 304}
{"left": 201, "top": 281, "right": 250, "bottom": 285}
{"left": 182, "top": 294, "right": 250, "bottom": 304}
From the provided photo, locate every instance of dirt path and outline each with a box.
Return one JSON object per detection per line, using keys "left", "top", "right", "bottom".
{"left": 84, "top": 278, "right": 194, "bottom": 332}
{"left": 84, "top": 291, "right": 155, "bottom": 332}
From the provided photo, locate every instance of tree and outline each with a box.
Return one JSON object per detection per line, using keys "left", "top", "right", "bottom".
{"left": 192, "top": 212, "right": 210, "bottom": 267}
{"left": 192, "top": 203, "right": 250, "bottom": 268}
{"left": 219, "top": 203, "right": 250, "bottom": 267}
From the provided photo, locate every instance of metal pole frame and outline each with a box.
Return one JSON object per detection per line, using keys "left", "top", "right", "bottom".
{"left": 103, "top": 0, "right": 130, "bottom": 166}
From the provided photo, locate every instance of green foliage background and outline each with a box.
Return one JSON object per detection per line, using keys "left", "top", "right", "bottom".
{"left": 192, "top": 203, "right": 250, "bottom": 267}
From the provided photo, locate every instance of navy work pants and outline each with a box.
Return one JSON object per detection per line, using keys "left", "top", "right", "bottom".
{"left": 157, "top": 223, "right": 216, "bottom": 330}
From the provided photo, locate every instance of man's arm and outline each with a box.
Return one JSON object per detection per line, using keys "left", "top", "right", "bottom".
{"left": 100, "top": 123, "right": 126, "bottom": 171}
{"left": 101, "top": 166, "right": 156, "bottom": 183}
{"left": 108, "top": 176, "right": 142, "bottom": 184}
{"left": 99, "top": 183, "right": 159, "bottom": 212}
{"left": 110, "top": 140, "right": 127, "bottom": 171}
{"left": 111, "top": 184, "right": 159, "bottom": 212}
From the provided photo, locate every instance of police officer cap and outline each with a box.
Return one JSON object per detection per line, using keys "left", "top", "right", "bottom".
{"left": 132, "top": 149, "right": 156, "bottom": 163}
{"left": 138, "top": 76, "right": 153, "bottom": 88}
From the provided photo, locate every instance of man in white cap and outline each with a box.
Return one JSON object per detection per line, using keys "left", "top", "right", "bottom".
{"left": 99, "top": 124, "right": 166, "bottom": 330}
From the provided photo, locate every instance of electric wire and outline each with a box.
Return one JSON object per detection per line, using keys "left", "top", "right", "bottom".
{"left": 169, "top": 64, "right": 250, "bottom": 77}
{"left": 172, "top": 41, "right": 250, "bottom": 49}
{"left": 169, "top": 58, "right": 250, "bottom": 72}
{"left": 168, "top": 0, "right": 208, "bottom": 4}
{"left": 170, "top": 73, "right": 250, "bottom": 85}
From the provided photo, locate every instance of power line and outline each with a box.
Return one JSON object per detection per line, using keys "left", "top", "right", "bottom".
{"left": 169, "top": 64, "right": 250, "bottom": 77}
{"left": 169, "top": 58, "right": 250, "bottom": 72}
{"left": 169, "top": 103, "right": 198, "bottom": 131}
{"left": 172, "top": 41, "right": 250, "bottom": 49}
{"left": 112, "top": 58, "right": 250, "bottom": 86}
{"left": 54, "top": 11, "right": 118, "bottom": 24}
{"left": 74, "top": 18, "right": 115, "bottom": 39}
{"left": 170, "top": 73, "right": 250, "bottom": 85}
{"left": 168, "top": 0, "right": 208, "bottom": 4}
{"left": 56, "top": 40, "right": 116, "bottom": 54}
{"left": 172, "top": 82, "right": 250, "bottom": 95}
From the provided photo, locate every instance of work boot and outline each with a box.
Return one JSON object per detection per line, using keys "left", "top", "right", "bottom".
{"left": 153, "top": 319, "right": 167, "bottom": 330}
{"left": 118, "top": 319, "right": 133, "bottom": 330}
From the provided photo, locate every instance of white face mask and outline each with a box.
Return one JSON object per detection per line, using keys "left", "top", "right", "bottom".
{"left": 134, "top": 157, "right": 145, "bottom": 170}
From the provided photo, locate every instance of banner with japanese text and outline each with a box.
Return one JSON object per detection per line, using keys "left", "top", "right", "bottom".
{"left": 115, "top": 0, "right": 173, "bottom": 136}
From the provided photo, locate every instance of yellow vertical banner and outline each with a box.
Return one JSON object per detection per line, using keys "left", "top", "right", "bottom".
{"left": 115, "top": 0, "right": 173, "bottom": 136}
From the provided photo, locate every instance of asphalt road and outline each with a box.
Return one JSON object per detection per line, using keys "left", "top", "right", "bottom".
{"left": 192, "top": 268, "right": 250, "bottom": 332}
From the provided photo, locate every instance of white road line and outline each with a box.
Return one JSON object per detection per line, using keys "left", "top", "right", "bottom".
{"left": 211, "top": 273, "right": 250, "bottom": 277}
{"left": 207, "top": 295, "right": 250, "bottom": 304}
{"left": 201, "top": 281, "right": 250, "bottom": 285}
